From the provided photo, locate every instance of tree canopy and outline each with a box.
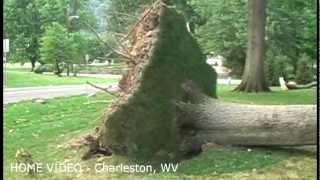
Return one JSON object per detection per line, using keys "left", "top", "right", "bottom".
{"left": 4, "top": 0, "right": 316, "bottom": 84}
{"left": 4, "top": 0, "right": 100, "bottom": 71}
{"left": 104, "top": 0, "right": 316, "bottom": 85}
{"left": 191, "top": 0, "right": 316, "bottom": 84}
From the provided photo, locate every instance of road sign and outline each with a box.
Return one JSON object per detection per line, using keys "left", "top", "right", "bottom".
{"left": 3, "top": 39, "right": 9, "bottom": 53}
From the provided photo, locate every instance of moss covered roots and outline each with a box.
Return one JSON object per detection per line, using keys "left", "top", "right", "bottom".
{"left": 87, "top": 1, "right": 217, "bottom": 162}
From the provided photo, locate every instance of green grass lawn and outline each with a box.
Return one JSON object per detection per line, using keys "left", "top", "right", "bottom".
{"left": 4, "top": 93, "right": 114, "bottom": 179}
{"left": 4, "top": 69, "right": 119, "bottom": 88}
{"left": 3, "top": 85, "right": 316, "bottom": 179}
{"left": 217, "top": 85, "right": 316, "bottom": 105}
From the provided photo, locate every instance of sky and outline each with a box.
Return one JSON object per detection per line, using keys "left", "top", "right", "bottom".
{"left": 88, "top": 0, "right": 109, "bottom": 32}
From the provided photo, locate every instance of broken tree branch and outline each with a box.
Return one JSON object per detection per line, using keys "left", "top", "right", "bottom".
{"left": 286, "top": 81, "right": 317, "bottom": 90}
{"left": 86, "top": 81, "right": 117, "bottom": 97}
{"left": 79, "top": 21, "right": 134, "bottom": 61}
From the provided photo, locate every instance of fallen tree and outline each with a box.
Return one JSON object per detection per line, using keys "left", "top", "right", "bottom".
{"left": 175, "top": 81, "right": 316, "bottom": 155}
{"left": 279, "top": 77, "right": 317, "bottom": 90}
{"left": 286, "top": 82, "right": 317, "bottom": 90}
{"left": 85, "top": 0, "right": 317, "bottom": 161}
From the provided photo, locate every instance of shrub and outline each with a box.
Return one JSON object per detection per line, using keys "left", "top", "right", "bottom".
{"left": 40, "top": 23, "right": 76, "bottom": 76}
{"left": 34, "top": 64, "right": 54, "bottom": 74}
{"left": 295, "top": 54, "right": 314, "bottom": 84}
{"left": 265, "top": 54, "right": 294, "bottom": 86}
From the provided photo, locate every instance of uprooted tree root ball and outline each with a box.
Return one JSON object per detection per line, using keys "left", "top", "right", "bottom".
{"left": 83, "top": 0, "right": 217, "bottom": 161}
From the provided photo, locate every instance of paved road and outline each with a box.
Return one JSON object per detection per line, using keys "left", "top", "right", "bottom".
{"left": 3, "top": 78, "right": 240, "bottom": 104}
{"left": 4, "top": 83, "right": 119, "bottom": 104}
{"left": 42, "top": 72, "right": 122, "bottom": 79}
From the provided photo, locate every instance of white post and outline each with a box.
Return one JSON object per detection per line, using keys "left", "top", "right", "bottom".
{"left": 3, "top": 39, "right": 9, "bottom": 87}
{"left": 228, "top": 76, "right": 232, "bottom": 85}
{"left": 3, "top": 53, "right": 6, "bottom": 87}
{"left": 186, "top": 22, "right": 191, "bottom": 33}
{"left": 85, "top": 54, "right": 89, "bottom": 64}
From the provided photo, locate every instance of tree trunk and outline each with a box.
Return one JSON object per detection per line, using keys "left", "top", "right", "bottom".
{"left": 30, "top": 60, "right": 36, "bottom": 72}
{"left": 85, "top": 1, "right": 316, "bottom": 162}
{"left": 286, "top": 82, "right": 317, "bottom": 90}
{"left": 175, "top": 82, "right": 316, "bottom": 154}
{"left": 66, "top": 64, "right": 70, "bottom": 76}
{"left": 195, "top": 103, "right": 316, "bottom": 146}
{"left": 234, "top": 0, "right": 270, "bottom": 92}
{"left": 55, "top": 61, "right": 62, "bottom": 76}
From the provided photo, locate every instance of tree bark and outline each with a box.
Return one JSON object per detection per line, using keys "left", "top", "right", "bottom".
{"left": 235, "top": 0, "right": 270, "bottom": 92}
{"left": 195, "top": 102, "right": 316, "bottom": 145}
{"left": 286, "top": 82, "right": 317, "bottom": 90}
{"left": 175, "top": 84, "right": 317, "bottom": 154}
{"left": 174, "top": 81, "right": 316, "bottom": 154}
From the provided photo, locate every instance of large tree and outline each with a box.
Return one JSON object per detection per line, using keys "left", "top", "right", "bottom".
{"left": 4, "top": 0, "right": 41, "bottom": 71}
{"left": 4, "top": 0, "right": 97, "bottom": 72}
{"left": 83, "top": 1, "right": 316, "bottom": 162}
{"left": 234, "top": 0, "right": 270, "bottom": 92}
{"left": 40, "top": 23, "right": 77, "bottom": 76}
{"left": 191, "top": 0, "right": 316, "bottom": 84}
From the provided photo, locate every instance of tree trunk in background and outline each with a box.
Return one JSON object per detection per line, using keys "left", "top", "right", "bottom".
{"left": 234, "top": 0, "right": 270, "bottom": 92}
{"left": 30, "top": 60, "right": 36, "bottom": 72}
{"left": 55, "top": 61, "right": 62, "bottom": 76}
{"left": 66, "top": 64, "right": 70, "bottom": 76}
